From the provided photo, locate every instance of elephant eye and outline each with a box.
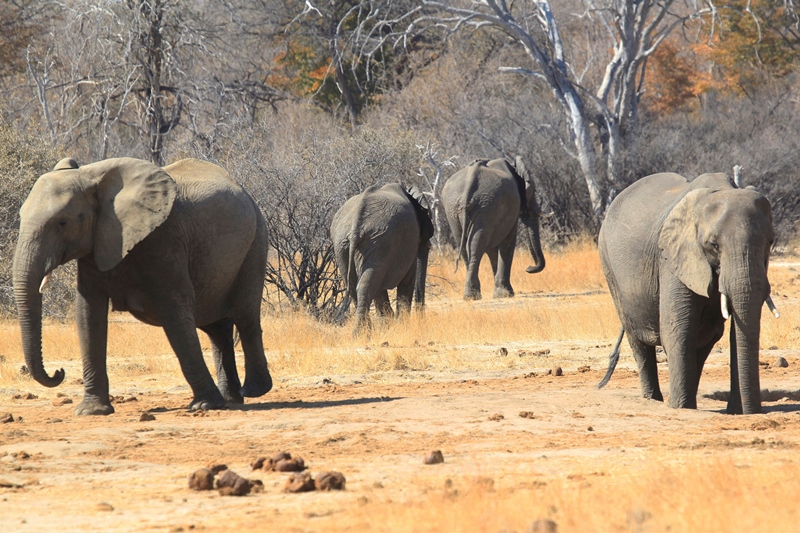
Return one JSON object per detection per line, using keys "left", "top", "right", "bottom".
{"left": 57, "top": 220, "right": 67, "bottom": 228}
{"left": 709, "top": 240, "right": 719, "bottom": 252}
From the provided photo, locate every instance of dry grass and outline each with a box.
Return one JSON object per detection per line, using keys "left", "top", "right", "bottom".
{"left": 337, "top": 455, "right": 800, "bottom": 532}
{"left": 0, "top": 241, "right": 798, "bottom": 386}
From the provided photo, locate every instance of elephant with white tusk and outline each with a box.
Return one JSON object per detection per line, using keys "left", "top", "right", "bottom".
{"left": 441, "top": 157, "right": 547, "bottom": 300}
{"left": 13, "top": 157, "right": 273, "bottom": 415}
{"left": 598, "top": 172, "right": 776, "bottom": 414}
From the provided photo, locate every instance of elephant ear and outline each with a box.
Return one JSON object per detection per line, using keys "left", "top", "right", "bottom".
{"left": 658, "top": 189, "right": 713, "bottom": 297}
{"left": 53, "top": 158, "right": 79, "bottom": 171}
{"left": 82, "top": 158, "right": 177, "bottom": 271}
{"left": 404, "top": 185, "right": 434, "bottom": 244}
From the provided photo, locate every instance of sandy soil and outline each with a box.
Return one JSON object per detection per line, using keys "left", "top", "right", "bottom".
{"left": 1, "top": 343, "right": 800, "bottom": 532}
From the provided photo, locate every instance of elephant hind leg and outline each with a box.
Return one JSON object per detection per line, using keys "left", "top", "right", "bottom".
{"left": 628, "top": 336, "right": 663, "bottom": 401}
{"left": 200, "top": 319, "right": 242, "bottom": 404}
{"left": 493, "top": 234, "right": 516, "bottom": 298}
{"left": 234, "top": 313, "right": 272, "bottom": 398}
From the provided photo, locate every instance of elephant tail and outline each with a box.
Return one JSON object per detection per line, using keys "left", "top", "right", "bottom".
{"left": 346, "top": 235, "right": 359, "bottom": 304}
{"left": 454, "top": 214, "right": 469, "bottom": 273}
{"left": 597, "top": 326, "right": 625, "bottom": 389}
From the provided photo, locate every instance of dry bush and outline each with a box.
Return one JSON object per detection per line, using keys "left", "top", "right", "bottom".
{"left": 213, "top": 106, "right": 422, "bottom": 318}
{"left": 0, "top": 114, "right": 71, "bottom": 319}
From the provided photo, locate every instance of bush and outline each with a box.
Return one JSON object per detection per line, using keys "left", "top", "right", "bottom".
{"left": 0, "top": 113, "right": 70, "bottom": 318}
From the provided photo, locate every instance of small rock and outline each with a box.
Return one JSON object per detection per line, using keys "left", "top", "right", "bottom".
{"left": 188, "top": 469, "right": 215, "bottom": 491}
{"left": 372, "top": 481, "right": 384, "bottom": 488}
{"left": 216, "top": 469, "right": 251, "bottom": 496}
{"left": 577, "top": 365, "right": 590, "bottom": 373}
{"left": 284, "top": 472, "right": 315, "bottom": 493}
{"left": 519, "top": 411, "right": 535, "bottom": 419}
{"left": 533, "top": 349, "right": 551, "bottom": 356}
{"left": 768, "top": 346, "right": 779, "bottom": 350}
{"left": 656, "top": 353, "right": 668, "bottom": 364}
{"left": 526, "top": 519, "right": 558, "bottom": 533}
{"left": 52, "top": 398, "right": 73, "bottom": 406}
{"left": 22, "top": 392, "right": 37, "bottom": 400}
{"left": 315, "top": 471, "right": 346, "bottom": 491}
{"left": 424, "top": 450, "right": 444, "bottom": 465}
{"left": 543, "top": 369, "right": 552, "bottom": 376}
{"left": 95, "top": 502, "right": 114, "bottom": 512}
{"left": 250, "top": 457, "right": 267, "bottom": 470}
{"left": 552, "top": 367, "right": 563, "bottom": 376}
{"left": 19, "top": 365, "right": 29, "bottom": 376}
{"left": 139, "top": 412, "right": 156, "bottom": 422}
{"left": 1, "top": 413, "right": 13, "bottom": 424}
{"left": 773, "top": 357, "right": 789, "bottom": 368}
{"left": 587, "top": 426, "right": 594, "bottom": 432}
{"left": 488, "top": 413, "right": 504, "bottom": 421}
{"left": 427, "top": 341, "right": 435, "bottom": 346}
{"left": 274, "top": 457, "right": 306, "bottom": 472}
{"left": 498, "top": 347, "right": 508, "bottom": 356}
{"left": 72, "top": 378, "right": 83, "bottom": 385}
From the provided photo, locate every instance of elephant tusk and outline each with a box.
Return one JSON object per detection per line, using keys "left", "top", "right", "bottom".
{"left": 720, "top": 293, "right": 730, "bottom": 320}
{"left": 39, "top": 273, "right": 51, "bottom": 294}
{"left": 766, "top": 295, "right": 780, "bottom": 319}
{"left": 538, "top": 211, "right": 555, "bottom": 219}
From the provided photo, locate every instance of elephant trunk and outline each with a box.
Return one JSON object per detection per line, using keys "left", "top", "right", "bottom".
{"left": 12, "top": 243, "right": 65, "bottom": 388}
{"left": 722, "top": 259, "right": 765, "bottom": 415}
{"left": 522, "top": 214, "right": 546, "bottom": 274}
{"left": 414, "top": 245, "right": 430, "bottom": 310}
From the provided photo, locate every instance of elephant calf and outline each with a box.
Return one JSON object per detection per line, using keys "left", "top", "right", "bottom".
{"left": 14, "top": 157, "right": 273, "bottom": 415}
{"left": 441, "top": 157, "right": 547, "bottom": 300}
{"left": 331, "top": 183, "right": 433, "bottom": 332}
{"left": 598, "top": 172, "right": 777, "bottom": 414}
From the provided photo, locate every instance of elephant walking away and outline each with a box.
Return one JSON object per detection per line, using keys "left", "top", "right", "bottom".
{"left": 597, "top": 172, "right": 778, "bottom": 414}
{"left": 441, "top": 157, "right": 547, "bottom": 300}
{"left": 14, "top": 157, "right": 273, "bottom": 415}
{"left": 331, "top": 183, "right": 433, "bottom": 332}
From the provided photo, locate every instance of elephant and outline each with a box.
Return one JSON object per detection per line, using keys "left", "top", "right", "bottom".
{"left": 597, "top": 172, "right": 778, "bottom": 414}
{"left": 331, "top": 183, "right": 434, "bottom": 332}
{"left": 13, "top": 157, "right": 273, "bottom": 415}
{"left": 441, "top": 157, "right": 547, "bottom": 300}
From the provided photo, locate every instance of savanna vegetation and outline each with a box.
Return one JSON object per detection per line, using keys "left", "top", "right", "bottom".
{"left": 1, "top": 0, "right": 799, "bottom": 320}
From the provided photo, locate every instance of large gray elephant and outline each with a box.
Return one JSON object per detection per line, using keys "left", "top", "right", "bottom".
{"left": 598, "top": 172, "right": 777, "bottom": 414}
{"left": 331, "top": 183, "right": 433, "bottom": 332}
{"left": 13, "top": 157, "right": 273, "bottom": 415}
{"left": 441, "top": 157, "right": 547, "bottom": 300}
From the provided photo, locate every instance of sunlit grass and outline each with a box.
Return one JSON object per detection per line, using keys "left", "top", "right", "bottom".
{"left": 335, "top": 455, "right": 800, "bottom": 533}
{"left": 0, "top": 240, "right": 798, "bottom": 388}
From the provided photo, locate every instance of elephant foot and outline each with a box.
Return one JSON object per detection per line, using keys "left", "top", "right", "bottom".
{"left": 463, "top": 290, "right": 482, "bottom": 301}
{"left": 219, "top": 385, "right": 244, "bottom": 404}
{"left": 493, "top": 287, "right": 514, "bottom": 299}
{"left": 241, "top": 371, "right": 273, "bottom": 398}
{"left": 188, "top": 393, "right": 227, "bottom": 412}
{"left": 75, "top": 398, "right": 115, "bottom": 416}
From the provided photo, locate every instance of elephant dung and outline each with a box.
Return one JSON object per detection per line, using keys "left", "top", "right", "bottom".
{"left": 139, "top": 412, "right": 156, "bottom": 422}
{"left": 207, "top": 463, "right": 228, "bottom": 474}
{"left": 1, "top": 413, "right": 13, "bottom": 424}
{"left": 315, "top": 471, "right": 346, "bottom": 491}
{"left": 773, "top": 357, "right": 789, "bottom": 368}
{"left": 274, "top": 457, "right": 306, "bottom": 472}
{"left": 250, "top": 456, "right": 267, "bottom": 470}
{"left": 52, "top": 398, "right": 73, "bottom": 406}
{"left": 188, "top": 468, "right": 215, "bottom": 491}
{"left": 552, "top": 367, "right": 563, "bottom": 376}
{"left": 424, "top": 450, "right": 444, "bottom": 465}
{"left": 284, "top": 472, "right": 315, "bottom": 493}
{"left": 216, "top": 469, "right": 252, "bottom": 496}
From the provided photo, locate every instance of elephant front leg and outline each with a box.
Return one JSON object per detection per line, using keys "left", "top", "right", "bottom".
{"left": 74, "top": 282, "right": 114, "bottom": 416}
{"left": 660, "top": 279, "right": 703, "bottom": 409}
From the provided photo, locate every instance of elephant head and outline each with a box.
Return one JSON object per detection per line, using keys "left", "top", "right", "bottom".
{"left": 13, "top": 157, "right": 177, "bottom": 388}
{"left": 512, "top": 156, "right": 547, "bottom": 274}
{"left": 659, "top": 185, "right": 774, "bottom": 414}
{"left": 403, "top": 185, "right": 434, "bottom": 308}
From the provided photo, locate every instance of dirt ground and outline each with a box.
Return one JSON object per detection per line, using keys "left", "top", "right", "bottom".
{"left": 2, "top": 338, "right": 800, "bottom": 532}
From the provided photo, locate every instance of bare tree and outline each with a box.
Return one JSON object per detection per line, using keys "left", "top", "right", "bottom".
{"left": 329, "top": 0, "right": 715, "bottom": 220}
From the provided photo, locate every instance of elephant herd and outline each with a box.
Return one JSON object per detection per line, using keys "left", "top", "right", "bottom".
{"left": 14, "top": 156, "right": 777, "bottom": 417}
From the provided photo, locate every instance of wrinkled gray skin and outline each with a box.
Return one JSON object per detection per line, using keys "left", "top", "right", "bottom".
{"left": 331, "top": 183, "right": 434, "bottom": 332}
{"left": 598, "top": 172, "right": 774, "bottom": 414}
{"left": 13, "top": 157, "right": 273, "bottom": 415}
{"left": 441, "top": 157, "right": 546, "bottom": 300}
